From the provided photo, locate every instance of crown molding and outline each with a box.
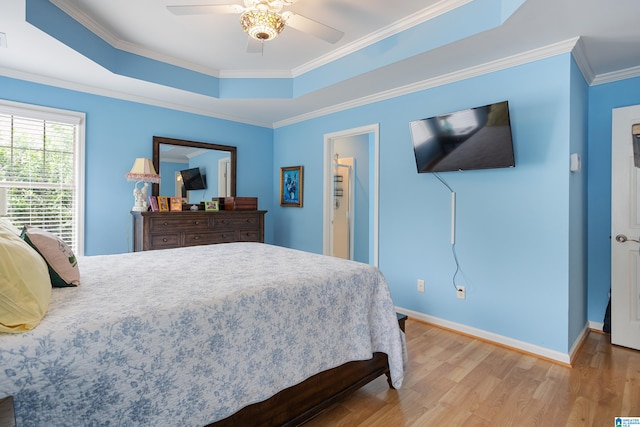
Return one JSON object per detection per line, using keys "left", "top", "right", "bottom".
{"left": 47, "top": 0, "right": 640, "bottom": 91}
{"left": 50, "top": 0, "right": 471, "bottom": 81}
{"left": 570, "top": 37, "right": 594, "bottom": 84}
{"left": 0, "top": 65, "right": 272, "bottom": 128}
{"left": 292, "top": 0, "right": 472, "bottom": 77}
{"left": 50, "top": 0, "right": 221, "bottom": 78}
{"left": 591, "top": 64, "right": 640, "bottom": 86}
{"left": 218, "top": 69, "right": 293, "bottom": 79}
{"left": 10, "top": 24, "right": 636, "bottom": 131}
{"left": 274, "top": 37, "right": 581, "bottom": 128}
{"left": 50, "top": 0, "right": 114, "bottom": 44}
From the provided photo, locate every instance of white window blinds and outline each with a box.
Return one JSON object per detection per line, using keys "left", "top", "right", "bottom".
{"left": 0, "top": 101, "right": 85, "bottom": 254}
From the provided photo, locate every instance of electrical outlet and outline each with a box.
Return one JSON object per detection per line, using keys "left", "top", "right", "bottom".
{"left": 417, "top": 279, "right": 425, "bottom": 293}
{"left": 456, "top": 286, "right": 466, "bottom": 300}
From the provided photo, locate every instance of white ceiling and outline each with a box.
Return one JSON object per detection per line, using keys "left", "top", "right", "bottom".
{"left": 1, "top": 0, "right": 640, "bottom": 127}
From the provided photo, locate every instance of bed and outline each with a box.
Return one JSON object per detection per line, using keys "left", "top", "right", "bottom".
{"left": 0, "top": 242, "right": 406, "bottom": 426}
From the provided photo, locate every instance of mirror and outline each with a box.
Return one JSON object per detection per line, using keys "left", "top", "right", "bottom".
{"left": 152, "top": 136, "right": 236, "bottom": 204}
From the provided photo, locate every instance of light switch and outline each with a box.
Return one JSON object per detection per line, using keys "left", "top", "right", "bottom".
{"left": 570, "top": 153, "right": 581, "bottom": 172}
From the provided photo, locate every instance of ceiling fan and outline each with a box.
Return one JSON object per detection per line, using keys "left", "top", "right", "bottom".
{"left": 167, "top": 1, "right": 344, "bottom": 52}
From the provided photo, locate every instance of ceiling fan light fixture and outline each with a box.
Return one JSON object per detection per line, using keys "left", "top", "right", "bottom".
{"left": 240, "top": 9, "right": 285, "bottom": 41}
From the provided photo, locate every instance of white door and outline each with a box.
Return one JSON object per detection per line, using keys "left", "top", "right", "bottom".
{"left": 611, "top": 104, "right": 640, "bottom": 350}
{"left": 332, "top": 158, "right": 354, "bottom": 260}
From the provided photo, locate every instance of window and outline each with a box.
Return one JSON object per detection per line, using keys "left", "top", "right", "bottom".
{"left": 0, "top": 100, "right": 85, "bottom": 255}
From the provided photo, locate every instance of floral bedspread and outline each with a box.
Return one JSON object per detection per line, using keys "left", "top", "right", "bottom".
{"left": 0, "top": 242, "right": 406, "bottom": 426}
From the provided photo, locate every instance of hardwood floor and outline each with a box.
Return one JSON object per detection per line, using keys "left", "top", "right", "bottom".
{"left": 305, "top": 319, "right": 640, "bottom": 427}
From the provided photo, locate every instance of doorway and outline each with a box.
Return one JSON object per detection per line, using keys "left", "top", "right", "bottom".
{"left": 611, "top": 104, "right": 640, "bottom": 351}
{"left": 323, "top": 124, "right": 379, "bottom": 266}
{"left": 332, "top": 157, "right": 354, "bottom": 260}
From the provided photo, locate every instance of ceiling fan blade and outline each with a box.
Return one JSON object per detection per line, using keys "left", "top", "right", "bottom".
{"left": 283, "top": 12, "right": 344, "bottom": 44}
{"left": 246, "top": 37, "right": 263, "bottom": 54}
{"left": 166, "top": 4, "right": 244, "bottom": 15}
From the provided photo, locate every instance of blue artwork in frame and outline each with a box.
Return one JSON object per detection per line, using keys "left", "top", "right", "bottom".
{"left": 280, "top": 166, "right": 303, "bottom": 207}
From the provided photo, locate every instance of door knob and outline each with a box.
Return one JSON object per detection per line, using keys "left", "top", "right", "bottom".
{"left": 615, "top": 234, "right": 640, "bottom": 243}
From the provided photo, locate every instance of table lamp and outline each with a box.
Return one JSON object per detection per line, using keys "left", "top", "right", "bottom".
{"left": 125, "top": 158, "right": 160, "bottom": 211}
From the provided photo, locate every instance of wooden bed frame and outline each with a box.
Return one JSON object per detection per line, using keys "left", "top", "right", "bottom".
{"left": 210, "top": 352, "right": 390, "bottom": 427}
{"left": 0, "top": 316, "right": 406, "bottom": 427}
{"left": 0, "top": 356, "right": 392, "bottom": 427}
{"left": 209, "top": 314, "right": 407, "bottom": 427}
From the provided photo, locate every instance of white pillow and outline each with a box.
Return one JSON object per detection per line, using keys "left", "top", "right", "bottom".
{"left": 21, "top": 225, "right": 80, "bottom": 287}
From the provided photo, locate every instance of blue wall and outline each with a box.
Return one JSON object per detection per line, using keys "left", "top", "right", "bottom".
{"left": 274, "top": 53, "right": 579, "bottom": 353}
{"left": 587, "top": 75, "right": 640, "bottom": 325}
{"left": 0, "top": 76, "right": 274, "bottom": 255}
{"left": 4, "top": 50, "right": 637, "bottom": 356}
{"left": 568, "top": 59, "right": 589, "bottom": 347}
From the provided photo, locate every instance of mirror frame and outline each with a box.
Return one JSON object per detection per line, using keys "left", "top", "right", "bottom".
{"left": 152, "top": 136, "right": 237, "bottom": 198}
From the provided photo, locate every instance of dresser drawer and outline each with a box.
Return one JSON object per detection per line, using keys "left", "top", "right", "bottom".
{"left": 148, "top": 216, "right": 209, "bottom": 232}
{"left": 184, "top": 232, "right": 229, "bottom": 246}
{"left": 134, "top": 210, "right": 266, "bottom": 252}
{"left": 213, "top": 215, "right": 260, "bottom": 230}
{"left": 237, "top": 229, "right": 261, "bottom": 241}
{"left": 149, "top": 233, "right": 180, "bottom": 249}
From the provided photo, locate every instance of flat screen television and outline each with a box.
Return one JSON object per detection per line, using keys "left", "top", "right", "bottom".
{"left": 409, "top": 100, "right": 515, "bottom": 173}
{"left": 180, "top": 167, "right": 207, "bottom": 190}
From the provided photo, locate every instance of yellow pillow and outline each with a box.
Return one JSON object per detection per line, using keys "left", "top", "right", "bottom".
{"left": 0, "top": 219, "right": 52, "bottom": 333}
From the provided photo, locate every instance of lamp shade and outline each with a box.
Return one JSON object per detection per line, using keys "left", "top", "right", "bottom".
{"left": 125, "top": 158, "right": 160, "bottom": 183}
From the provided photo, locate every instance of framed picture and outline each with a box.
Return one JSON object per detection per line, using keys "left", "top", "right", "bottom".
{"left": 170, "top": 197, "right": 182, "bottom": 211}
{"left": 205, "top": 200, "right": 219, "bottom": 211}
{"left": 148, "top": 195, "right": 159, "bottom": 212}
{"left": 157, "top": 196, "right": 169, "bottom": 212}
{"left": 280, "top": 166, "right": 303, "bottom": 207}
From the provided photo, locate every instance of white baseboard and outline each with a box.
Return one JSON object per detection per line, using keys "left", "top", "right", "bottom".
{"left": 589, "top": 320, "right": 604, "bottom": 332}
{"left": 396, "top": 307, "right": 579, "bottom": 365}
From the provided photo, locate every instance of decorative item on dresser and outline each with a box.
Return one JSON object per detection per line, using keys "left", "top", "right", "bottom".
{"left": 131, "top": 210, "right": 266, "bottom": 251}
{"left": 125, "top": 158, "right": 161, "bottom": 212}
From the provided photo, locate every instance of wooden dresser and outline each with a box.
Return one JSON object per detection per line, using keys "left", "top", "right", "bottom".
{"left": 132, "top": 210, "right": 267, "bottom": 251}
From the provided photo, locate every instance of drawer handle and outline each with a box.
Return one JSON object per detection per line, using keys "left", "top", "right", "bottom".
{"left": 246, "top": 219, "right": 252, "bottom": 223}
{"left": 194, "top": 221, "right": 200, "bottom": 225}
{"left": 194, "top": 236, "right": 200, "bottom": 240}
{"left": 162, "top": 238, "right": 168, "bottom": 242}
{"left": 163, "top": 222, "right": 169, "bottom": 226}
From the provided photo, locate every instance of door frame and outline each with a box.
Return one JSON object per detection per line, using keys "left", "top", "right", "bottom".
{"left": 323, "top": 124, "right": 379, "bottom": 266}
